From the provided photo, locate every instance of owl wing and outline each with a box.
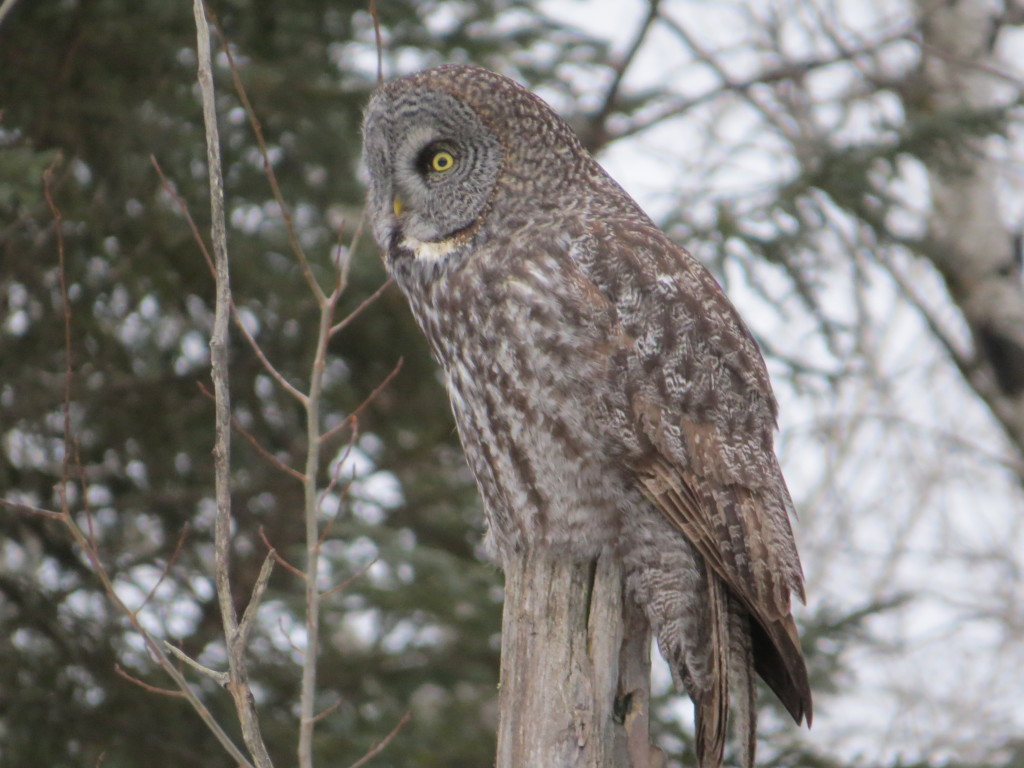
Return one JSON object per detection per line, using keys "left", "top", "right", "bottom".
{"left": 567, "top": 217, "right": 812, "bottom": 727}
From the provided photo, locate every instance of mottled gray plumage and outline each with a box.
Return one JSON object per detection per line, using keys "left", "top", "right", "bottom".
{"left": 362, "top": 64, "right": 811, "bottom": 767}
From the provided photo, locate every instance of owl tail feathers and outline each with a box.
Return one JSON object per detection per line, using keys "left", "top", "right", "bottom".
{"left": 727, "top": 603, "right": 758, "bottom": 768}
{"left": 694, "top": 576, "right": 729, "bottom": 768}
{"left": 694, "top": 582, "right": 758, "bottom": 768}
{"left": 751, "top": 612, "right": 813, "bottom": 728}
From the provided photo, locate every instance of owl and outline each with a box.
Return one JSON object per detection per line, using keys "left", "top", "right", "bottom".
{"left": 362, "top": 65, "right": 811, "bottom": 768}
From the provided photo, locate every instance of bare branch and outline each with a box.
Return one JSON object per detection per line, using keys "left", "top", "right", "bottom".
{"left": 346, "top": 711, "right": 412, "bottom": 768}
{"left": 115, "top": 665, "right": 189, "bottom": 698}
{"left": 43, "top": 153, "right": 74, "bottom": 495}
{"left": 311, "top": 698, "right": 344, "bottom": 725}
{"left": 330, "top": 279, "right": 393, "bottom": 338}
{"left": 237, "top": 551, "right": 276, "bottom": 650}
{"left": 87, "top": 513, "right": 253, "bottom": 765}
{"left": 580, "top": 0, "right": 661, "bottom": 151}
{"left": 875, "top": 250, "right": 974, "bottom": 376}
{"left": 331, "top": 218, "right": 355, "bottom": 297}
{"left": 197, "top": 0, "right": 235, "bottom": 667}
{"left": 369, "top": 0, "right": 384, "bottom": 86}
{"left": 151, "top": 155, "right": 215, "bottom": 274}
{"left": 228, "top": 410, "right": 307, "bottom": 481}
{"left": 321, "top": 557, "right": 377, "bottom": 601}
{"left": 0, "top": 499, "right": 63, "bottom": 520}
{"left": 232, "top": 308, "right": 311, "bottom": 405}
{"left": 193, "top": 2, "right": 273, "bottom": 765}
{"left": 319, "top": 436, "right": 357, "bottom": 515}
{"left": 610, "top": 19, "right": 914, "bottom": 146}
{"left": 163, "top": 643, "right": 230, "bottom": 687}
{"left": 206, "top": 6, "right": 326, "bottom": 307}
{"left": 137, "top": 523, "right": 191, "bottom": 614}
{"left": 297, "top": 250, "right": 343, "bottom": 768}
{"left": 328, "top": 214, "right": 383, "bottom": 335}
{"left": 319, "top": 358, "right": 404, "bottom": 445}
{"left": 259, "top": 526, "right": 308, "bottom": 580}
{"left": 196, "top": 381, "right": 307, "bottom": 482}
{"left": 154, "top": 156, "right": 310, "bottom": 406}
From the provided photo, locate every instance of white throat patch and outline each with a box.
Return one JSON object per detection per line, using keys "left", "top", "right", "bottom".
{"left": 401, "top": 235, "right": 461, "bottom": 264}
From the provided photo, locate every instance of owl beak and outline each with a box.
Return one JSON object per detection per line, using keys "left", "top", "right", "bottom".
{"left": 392, "top": 196, "right": 404, "bottom": 217}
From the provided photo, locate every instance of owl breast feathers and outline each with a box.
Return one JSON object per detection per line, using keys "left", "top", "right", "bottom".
{"left": 362, "top": 64, "right": 811, "bottom": 768}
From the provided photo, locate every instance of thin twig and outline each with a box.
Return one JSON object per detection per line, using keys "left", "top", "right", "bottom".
{"left": 369, "top": 0, "right": 384, "bottom": 86}
{"left": 236, "top": 551, "right": 276, "bottom": 650}
{"left": 206, "top": 6, "right": 326, "bottom": 307}
{"left": 311, "top": 698, "right": 344, "bottom": 725}
{"left": 583, "top": 0, "right": 661, "bottom": 151}
{"left": 332, "top": 222, "right": 353, "bottom": 298}
{"left": 164, "top": 643, "right": 230, "bottom": 687}
{"left": 153, "top": 156, "right": 309, "bottom": 406}
{"left": 614, "top": 20, "right": 914, "bottom": 145}
{"left": 228, "top": 410, "right": 307, "bottom": 480}
{"left": 0, "top": 499, "right": 63, "bottom": 520}
{"left": 196, "top": 381, "right": 307, "bottom": 481}
{"left": 193, "top": 2, "right": 273, "bottom": 765}
{"left": 321, "top": 557, "right": 377, "bottom": 601}
{"left": 330, "top": 279, "right": 393, "bottom": 338}
{"left": 229, "top": 304, "right": 311, "bottom": 405}
{"left": 87, "top": 510, "right": 252, "bottom": 765}
{"left": 660, "top": 14, "right": 797, "bottom": 144}
{"left": 319, "top": 358, "right": 403, "bottom": 445}
{"left": 75, "top": 435, "right": 98, "bottom": 550}
{"left": 875, "top": 248, "right": 973, "bottom": 377}
{"left": 916, "top": 36, "right": 1024, "bottom": 87}
{"left": 137, "top": 523, "right": 191, "bottom": 614}
{"left": 151, "top": 156, "right": 215, "bottom": 274}
{"left": 315, "top": 484, "right": 352, "bottom": 552}
{"left": 346, "top": 711, "right": 412, "bottom": 768}
{"left": 319, "top": 431, "right": 357, "bottom": 516}
{"left": 259, "top": 527, "right": 307, "bottom": 580}
{"left": 42, "top": 154, "right": 73, "bottom": 506}
{"left": 115, "top": 665, "right": 189, "bottom": 698}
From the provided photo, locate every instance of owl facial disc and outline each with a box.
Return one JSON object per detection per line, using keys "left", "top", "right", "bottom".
{"left": 362, "top": 83, "right": 502, "bottom": 262}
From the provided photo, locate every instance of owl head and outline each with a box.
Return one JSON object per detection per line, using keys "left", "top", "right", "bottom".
{"left": 361, "top": 65, "right": 634, "bottom": 264}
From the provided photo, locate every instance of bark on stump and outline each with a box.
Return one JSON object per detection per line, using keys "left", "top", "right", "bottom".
{"left": 496, "top": 548, "right": 666, "bottom": 768}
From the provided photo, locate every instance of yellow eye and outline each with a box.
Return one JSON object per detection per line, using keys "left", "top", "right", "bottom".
{"left": 430, "top": 150, "right": 455, "bottom": 172}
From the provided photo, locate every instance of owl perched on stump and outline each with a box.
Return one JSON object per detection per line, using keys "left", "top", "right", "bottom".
{"left": 362, "top": 65, "right": 811, "bottom": 768}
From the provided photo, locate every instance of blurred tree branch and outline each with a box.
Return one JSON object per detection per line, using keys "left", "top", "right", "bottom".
{"left": 911, "top": 0, "right": 1024, "bottom": 458}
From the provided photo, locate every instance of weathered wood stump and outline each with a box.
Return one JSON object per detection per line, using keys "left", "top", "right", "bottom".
{"left": 496, "top": 548, "right": 666, "bottom": 768}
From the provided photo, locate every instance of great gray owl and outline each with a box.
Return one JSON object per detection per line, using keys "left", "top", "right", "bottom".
{"left": 362, "top": 65, "right": 811, "bottom": 768}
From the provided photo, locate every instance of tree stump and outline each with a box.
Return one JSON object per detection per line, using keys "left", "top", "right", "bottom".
{"left": 496, "top": 548, "right": 666, "bottom": 768}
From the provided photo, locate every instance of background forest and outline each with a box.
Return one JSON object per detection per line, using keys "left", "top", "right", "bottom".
{"left": 2, "top": 1, "right": 1023, "bottom": 766}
